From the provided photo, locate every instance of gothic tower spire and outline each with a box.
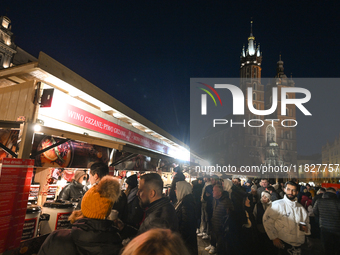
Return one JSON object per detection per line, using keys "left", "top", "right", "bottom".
{"left": 240, "top": 20, "right": 262, "bottom": 80}
{"left": 248, "top": 21, "right": 255, "bottom": 56}
{"left": 276, "top": 54, "right": 286, "bottom": 78}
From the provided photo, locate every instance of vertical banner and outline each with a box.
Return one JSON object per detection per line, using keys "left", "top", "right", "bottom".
{"left": 0, "top": 158, "right": 34, "bottom": 253}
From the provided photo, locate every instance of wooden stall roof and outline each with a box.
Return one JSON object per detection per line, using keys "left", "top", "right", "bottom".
{"left": 0, "top": 52, "right": 189, "bottom": 156}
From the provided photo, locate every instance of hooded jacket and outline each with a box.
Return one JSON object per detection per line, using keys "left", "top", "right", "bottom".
{"left": 263, "top": 195, "right": 310, "bottom": 247}
{"left": 38, "top": 218, "right": 122, "bottom": 255}
{"left": 313, "top": 192, "right": 340, "bottom": 233}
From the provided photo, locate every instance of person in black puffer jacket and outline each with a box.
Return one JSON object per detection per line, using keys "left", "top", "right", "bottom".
{"left": 38, "top": 176, "right": 123, "bottom": 255}
{"left": 208, "top": 184, "right": 233, "bottom": 255}
{"left": 313, "top": 188, "right": 340, "bottom": 255}
{"left": 175, "top": 181, "right": 198, "bottom": 255}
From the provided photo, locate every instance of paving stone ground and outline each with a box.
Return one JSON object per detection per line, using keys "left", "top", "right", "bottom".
{"left": 196, "top": 235, "right": 324, "bottom": 255}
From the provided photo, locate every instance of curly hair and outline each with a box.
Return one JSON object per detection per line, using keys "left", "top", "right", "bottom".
{"left": 121, "top": 229, "right": 190, "bottom": 255}
{"left": 68, "top": 210, "right": 84, "bottom": 224}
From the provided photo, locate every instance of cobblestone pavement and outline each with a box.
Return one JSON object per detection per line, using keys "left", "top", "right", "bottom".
{"left": 197, "top": 235, "right": 324, "bottom": 255}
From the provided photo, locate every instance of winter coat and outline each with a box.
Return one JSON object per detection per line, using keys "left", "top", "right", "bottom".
{"left": 175, "top": 194, "right": 198, "bottom": 255}
{"left": 263, "top": 195, "right": 310, "bottom": 247}
{"left": 192, "top": 180, "right": 204, "bottom": 219}
{"left": 201, "top": 181, "right": 211, "bottom": 202}
{"left": 231, "top": 184, "right": 247, "bottom": 213}
{"left": 138, "top": 197, "right": 178, "bottom": 234}
{"left": 203, "top": 184, "right": 214, "bottom": 218}
{"left": 126, "top": 187, "right": 144, "bottom": 229}
{"left": 248, "top": 192, "right": 259, "bottom": 211}
{"left": 112, "top": 192, "right": 128, "bottom": 223}
{"left": 38, "top": 218, "right": 122, "bottom": 255}
{"left": 60, "top": 180, "right": 88, "bottom": 210}
{"left": 253, "top": 201, "right": 271, "bottom": 233}
{"left": 211, "top": 191, "right": 234, "bottom": 233}
{"left": 192, "top": 180, "right": 204, "bottom": 202}
{"left": 60, "top": 180, "right": 88, "bottom": 202}
{"left": 313, "top": 192, "right": 340, "bottom": 234}
{"left": 270, "top": 191, "right": 280, "bottom": 202}
{"left": 312, "top": 192, "right": 323, "bottom": 207}
{"left": 300, "top": 195, "right": 312, "bottom": 209}
{"left": 169, "top": 171, "right": 185, "bottom": 204}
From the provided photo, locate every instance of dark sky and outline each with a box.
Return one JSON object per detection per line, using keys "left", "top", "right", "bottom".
{"left": 3, "top": 1, "right": 340, "bottom": 154}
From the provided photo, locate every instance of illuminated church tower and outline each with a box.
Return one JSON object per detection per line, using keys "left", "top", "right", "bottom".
{"left": 196, "top": 21, "right": 297, "bottom": 171}
{"left": 239, "top": 21, "right": 267, "bottom": 166}
{"left": 0, "top": 16, "right": 16, "bottom": 69}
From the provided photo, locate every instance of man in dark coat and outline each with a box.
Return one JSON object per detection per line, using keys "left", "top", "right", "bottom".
{"left": 256, "top": 178, "right": 269, "bottom": 199}
{"left": 60, "top": 170, "right": 88, "bottom": 209}
{"left": 192, "top": 177, "right": 204, "bottom": 232}
{"left": 205, "top": 184, "right": 233, "bottom": 254}
{"left": 138, "top": 173, "right": 178, "bottom": 234}
{"left": 125, "top": 174, "right": 144, "bottom": 229}
{"left": 199, "top": 175, "right": 218, "bottom": 240}
{"left": 313, "top": 187, "right": 340, "bottom": 255}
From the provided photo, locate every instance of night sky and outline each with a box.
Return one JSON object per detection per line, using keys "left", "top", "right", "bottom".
{"left": 3, "top": 1, "right": 339, "bottom": 155}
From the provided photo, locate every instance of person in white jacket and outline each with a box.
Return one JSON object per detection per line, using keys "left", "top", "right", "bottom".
{"left": 263, "top": 181, "right": 310, "bottom": 254}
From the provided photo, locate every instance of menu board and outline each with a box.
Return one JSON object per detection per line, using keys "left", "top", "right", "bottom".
{"left": 46, "top": 185, "right": 58, "bottom": 200}
{"left": 0, "top": 158, "right": 34, "bottom": 253}
{"left": 55, "top": 212, "right": 72, "bottom": 230}
{"left": 28, "top": 184, "right": 40, "bottom": 201}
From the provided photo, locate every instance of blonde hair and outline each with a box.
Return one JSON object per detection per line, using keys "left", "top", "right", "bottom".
{"left": 121, "top": 229, "right": 190, "bottom": 255}
{"left": 68, "top": 210, "right": 84, "bottom": 224}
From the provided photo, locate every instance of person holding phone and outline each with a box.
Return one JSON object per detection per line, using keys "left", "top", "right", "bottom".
{"left": 263, "top": 181, "right": 310, "bottom": 254}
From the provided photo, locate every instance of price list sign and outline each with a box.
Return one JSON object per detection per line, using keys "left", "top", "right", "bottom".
{"left": 0, "top": 158, "right": 34, "bottom": 253}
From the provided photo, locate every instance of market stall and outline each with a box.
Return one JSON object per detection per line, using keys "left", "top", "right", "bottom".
{"left": 0, "top": 52, "right": 197, "bottom": 253}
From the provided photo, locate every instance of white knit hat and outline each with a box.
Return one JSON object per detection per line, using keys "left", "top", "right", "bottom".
{"left": 261, "top": 191, "right": 271, "bottom": 200}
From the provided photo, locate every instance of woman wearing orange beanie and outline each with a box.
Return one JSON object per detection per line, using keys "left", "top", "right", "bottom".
{"left": 38, "top": 176, "right": 123, "bottom": 255}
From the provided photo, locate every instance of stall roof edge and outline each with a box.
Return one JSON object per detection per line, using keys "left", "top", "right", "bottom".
{"left": 36, "top": 52, "right": 188, "bottom": 149}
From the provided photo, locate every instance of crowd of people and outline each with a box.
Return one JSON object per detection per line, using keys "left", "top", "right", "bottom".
{"left": 37, "top": 164, "right": 340, "bottom": 255}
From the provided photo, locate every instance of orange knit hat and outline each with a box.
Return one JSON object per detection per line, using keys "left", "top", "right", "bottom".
{"left": 81, "top": 176, "right": 121, "bottom": 219}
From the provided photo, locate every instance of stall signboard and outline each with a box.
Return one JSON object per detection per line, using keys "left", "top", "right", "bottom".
{"left": 321, "top": 183, "right": 340, "bottom": 189}
{"left": 42, "top": 103, "right": 181, "bottom": 156}
{"left": 0, "top": 158, "right": 34, "bottom": 253}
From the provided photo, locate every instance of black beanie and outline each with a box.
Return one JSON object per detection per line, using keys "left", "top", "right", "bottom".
{"left": 126, "top": 174, "right": 138, "bottom": 188}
